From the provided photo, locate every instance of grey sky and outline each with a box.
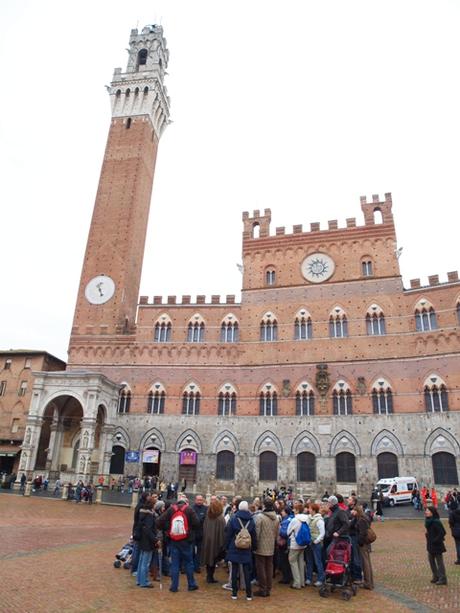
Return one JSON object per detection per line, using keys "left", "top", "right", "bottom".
{"left": 0, "top": 0, "right": 458, "bottom": 361}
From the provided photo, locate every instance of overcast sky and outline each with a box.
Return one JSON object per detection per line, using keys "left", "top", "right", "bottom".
{"left": 0, "top": 0, "right": 458, "bottom": 361}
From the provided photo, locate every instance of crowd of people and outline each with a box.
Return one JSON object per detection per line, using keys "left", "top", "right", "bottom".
{"left": 128, "top": 490, "right": 377, "bottom": 599}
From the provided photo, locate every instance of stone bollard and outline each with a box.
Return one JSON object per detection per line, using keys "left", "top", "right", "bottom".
{"left": 192, "top": 482, "right": 197, "bottom": 494}
{"left": 131, "top": 489, "right": 139, "bottom": 510}
{"left": 95, "top": 486, "right": 103, "bottom": 504}
{"left": 250, "top": 486, "right": 254, "bottom": 498}
{"left": 62, "top": 484, "right": 69, "bottom": 500}
{"left": 24, "top": 481, "right": 32, "bottom": 497}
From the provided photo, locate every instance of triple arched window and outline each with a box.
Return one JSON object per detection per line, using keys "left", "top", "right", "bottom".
{"left": 259, "top": 383, "right": 278, "bottom": 416}
{"left": 187, "top": 315, "right": 205, "bottom": 342}
{"left": 260, "top": 313, "right": 278, "bottom": 342}
{"left": 329, "top": 307, "right": 348, "bottom": 338}
{"left": 332, "top": 381, "right": 352, "bottom": 415}
{"left": 154, "top": 315, "right": 172, "bottom": 342}
{"left": 117, "top": 385, "right": 131, "bottom": 414}
{"left": 295, "top": 382, "right": 315, "bottom": 416}
{"left": 147, "top": 383, "right": 166, "bottom": 414}
{"left": 415, "top": 300, "right": 438, "bottom": 332}
{"left": 218, "top": 383, "right": 237, "bottom": 416}
{"left": 366, "top": 305, "right": 386, "bottom": 335}
{"left": 294, "top": 309, "right": 312, "bottom": 340}
{"left": 182, "top": 383, "right": 201, "bottom": 415}
{"left": 220, "top": 314, "right": 239, "bottom": 343}
{"left": 424, "top": 375, "right": 448, "bottom": 413}
{"left": 371, "top": 379, "right": 393, "bottom": 414}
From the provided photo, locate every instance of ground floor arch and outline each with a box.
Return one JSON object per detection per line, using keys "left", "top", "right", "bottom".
{"left": 142, "top": 447, "right": 161, "bottom": 477}
{"left": 432, "top": 452, "right": 459, "bottom": 485}
{"left": 377, "top": 452, "right": 399, "bottom": 479}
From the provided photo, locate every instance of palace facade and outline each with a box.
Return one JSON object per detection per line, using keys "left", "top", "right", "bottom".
{"left": 21, "top": 26, "right": 460, "bottom": 497}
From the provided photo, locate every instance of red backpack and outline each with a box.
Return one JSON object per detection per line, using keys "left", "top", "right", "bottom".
{"left": 168, "top": 504, "right": 190, "bottom": 541}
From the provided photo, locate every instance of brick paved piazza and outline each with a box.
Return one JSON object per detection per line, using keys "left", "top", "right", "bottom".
{"left": 1, "top": 495, "right": 459, "bottom": 613}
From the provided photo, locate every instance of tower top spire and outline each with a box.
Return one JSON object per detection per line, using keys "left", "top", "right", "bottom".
{"left": 109, "top": 25, "right": 170, "bottom": 139}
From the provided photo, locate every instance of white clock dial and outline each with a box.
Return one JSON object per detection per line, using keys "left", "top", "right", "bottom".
{"left": 301, "top": 253, "right": 335, "bottom": 283}
{"left": 84, "top": 275, "right": 116, "bottom": 305}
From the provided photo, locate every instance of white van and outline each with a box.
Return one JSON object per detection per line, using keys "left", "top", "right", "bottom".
{"left": 376, "top": 477, "right": 419, "bottom": 506}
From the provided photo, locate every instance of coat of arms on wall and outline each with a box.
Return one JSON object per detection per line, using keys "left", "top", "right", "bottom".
{"left": 282, "top": 379, "right": 291, "bottom": 397}
{"left": 316, "top": 364, "right": 330, "bottom": 399}
{"left": 357, "top": 377, "right": 366, "bottom": 396}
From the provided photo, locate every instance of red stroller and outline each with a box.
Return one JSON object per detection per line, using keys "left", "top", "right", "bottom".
{"left": 319, "top": 537, "right": 357, "bottom": 601}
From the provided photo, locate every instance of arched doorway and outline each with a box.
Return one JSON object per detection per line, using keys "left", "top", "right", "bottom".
{"left": 377, "top": 452, "right": 399, "bottom": 479}
{"left": 259, "top": 451, "right": 277, "bottom": 481}
{"left": 336, "top": 452, "right": 356, "bottom": 483}
{"left": 432, "top": 452, "right": 459, "bottom": 485}
{"left": 178, "top": 448, "right": 197, "bottom": 484}
{"left": 110, "top": 445, "right": 126, "bottom": 474}
{"left": 216, "top": 450, "right": 235, "bottom": 480}
{"left": 142, "top": 447, "right": 161, "bottom": 477}
{"left": 297, "top": 452, "right": 316, "bottom": 482}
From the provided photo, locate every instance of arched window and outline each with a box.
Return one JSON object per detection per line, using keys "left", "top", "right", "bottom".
{"left": 182, "top": 384, "right": 201, "bottom": 415}
{"left": 117, "top": 386, "right": 131, "bottom": 414}
{"left": 336, "top": 452, "right": 356, "bottom": 483}
{"left": 424, "top": 375, "right": 448, "bottom": 413}
{"left": 154, "top": 315, "right": 172, "bottom": 342}
{"left": 259, "top": 451, "right": 277, "bottom": 481}
{"left": 216, "top": 450, "right": 235, "bottom": 480}
{"left": 329, "top": 307, "right": 348, "bottom": 338}
{"left": 187, "top": 315, "right": 205, "bottom": 342}
{"left": 333, "top": 382, "right": 352, "bottom": 415}
{"left": 362, "top": 260, "right": 373, "bottom": 277}
{"left": 260, "top": 312, "right": 278, "bottom": 342}
{"left": 432, "top": 452, "right": 459, "bottom": 485}
{"left": 377, "top": 452, "right": 399, "bottom": 479}
{"left": 126, "top": 117, "right": 132, "bottom": 129}
{"left": 115, "top": 89, "right": 121, "bottom": 97}
{"left": 220, "top": 314, "right": 239, "bottom": 342}
{"left": 218, "top": 383, "right": 237, "bottom": 415}
{"left": 294, "top": 309, "right": 312, "bottom": 340}
{"left": 259, "top": 384, "right": 277, "bottom": 416}
{"left": 143, "top": 86, "right": 149, "bottom": 95}
{"left": 366, "top": 305, "right": 386, "bottom": 335}
{"left": 125, "top": 88, "right": 131, "bottom": 97}
{"left": 415, "top": 300, "right": 438, "bottom": 332}
{"left": 252, "top": 222, "right": 260, "bottom": 238}
{"left": 297, "top": 452, "right": 316, "bottom": 482}
{"left": 371, "top": 379, "right": 393, "bottom": 414}
{"left": 373, "top": 208, "right": 383, "bottom": 224}
{"left": 109, "top": 445, "right": 126, "bottom": 474}
{"left": 147, "top": 384, "right": 165, "bottom": 414}
{"left": 137, "top": 48, "right": 148, "bottom": 68}
{"left": 266, "top": 268, "right": 276, "bottom": 286}
{"left": 295, "top": 382, "right": 315, "bottom": 416}
{"left": 134, "top": 87, "right": 139, "bottom": 96}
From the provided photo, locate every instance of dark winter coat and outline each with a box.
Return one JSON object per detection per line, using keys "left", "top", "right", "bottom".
{"left": 355, "top": 515, "right": 370, "bottom": 546}
{"left": 138, "top": 508, "right": 157, "bottom": 552}
{"left": 326, "top": 504, "right": 350, "bottom": 540}
{"left": 201, "top": 512, "right": 226, "bottom": 566}
{"left": 225, "top": 510, "right": 257, "bottom": 565}
{"left": 448, "top": 508, "right": 460, "bottom": 540}
{"left": 156, "top": 502, "right": 200, "bottom": 545}
{"left": 425, "top": 518, "right": 446, "bottom": 554}
{"left": 192, "top": 503, "right": 208, "bottom": 542}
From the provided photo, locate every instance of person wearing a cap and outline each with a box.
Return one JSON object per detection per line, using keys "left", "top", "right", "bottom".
{"left": 325, "top": 495, "right": 350, "bottom": 549}
{"left": 224, "top": 500, "right": 257, "bottom": 601}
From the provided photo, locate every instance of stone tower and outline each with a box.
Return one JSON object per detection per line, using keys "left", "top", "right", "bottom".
{"left": 69, "top": 25, "right": 170, "bottom": 346}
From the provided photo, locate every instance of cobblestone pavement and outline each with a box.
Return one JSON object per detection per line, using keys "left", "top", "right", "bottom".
{"left": 0, "top": 495, "right": 458, "bottom": 613}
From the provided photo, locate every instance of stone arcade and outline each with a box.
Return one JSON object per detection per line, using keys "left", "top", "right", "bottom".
{"left": 22, "top": 25, "right": 460, "bottom": 496}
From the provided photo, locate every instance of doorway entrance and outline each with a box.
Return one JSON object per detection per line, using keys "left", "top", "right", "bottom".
{"left": 142, "top": 447, "right": 161, "bottom": 477}
{"left": 178, "top": 448, "right": 197, "bottom": 483}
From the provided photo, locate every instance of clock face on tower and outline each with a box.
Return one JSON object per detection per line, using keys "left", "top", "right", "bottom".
{"left": 84, "top": 275, "right": 116, "bottom": 305}
{"left": 301, "top": 253, "right": 335, "bottom": 283}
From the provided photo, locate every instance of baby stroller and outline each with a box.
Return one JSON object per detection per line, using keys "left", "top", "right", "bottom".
{"left": 319, "top": 537, "right": 357, "bottom": 601}
{"left": 113, "top": 541, "right": 133, "bottom": 569}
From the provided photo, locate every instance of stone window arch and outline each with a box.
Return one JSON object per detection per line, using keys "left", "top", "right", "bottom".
{"left": 154, "top": 314, "right": 172, "bottom": 342}
{"left": 220, "top": 313, "right": 239, "bottom": 343}
{"left": 216, "top": 450, "right": 235, "bottom": 480}
{"left": 136, "top": 48, "right": 148, "bottom": 68}
{"left": 259, "top": 382, "right": 278, "bottom": 416}
{"left": 371, "top": 378, "right": 393, "bottom": 414}
{"left": 147, "top": 382, "right": 166, "bottom": 415}
{"left": 329, "top": 306, "right": 348, "bottom": 338}
{"left": 295, "top": 381, "right": 315, "bottom": 416}
{"left": 332, "top": 380, "right": 352, "bottom": 415}
{"left": 336, "top": 452, "right": 356, "bottom": 483}
{"left": 377, "top": 452, "right": 399, "bottom": 479}
{"left": 415, "top": 298, "right": 438, "bottom": 332}
{"left": 182, "top": 383, "right": 201, "bottom": 415}
{"left": 424, "top": 374, "right": 448, "bottom": 413}
{"left": 187, "top": 314, "right": 205, "bottom": 343}
{"left": 361, "top": 257, "right": 374, "bottom": 277}
{"left": 366, "top": 304, "right": 386, "bottom": 336}
{"left": 260, "top": 312, "right": 278, "bottom": 342}
{"left": 432, "top": 452, "right": 458, "bottom": 485}
{"left": 217, "top": 383, "right": 237, "bottom": 416}
{"left": 117, "top": 383, "right": 131, "bottom": 414}
{"left": 294, "top": 308, "right": 312, "bottom": 340}
{"left": 265, "top": 266, "right": 276, "bottom": 286}
{"left": 297, "top": 452, "right": 316, "bottom": 482}
{"left": 259, "top": 451, "right": 277, "bottom": 481}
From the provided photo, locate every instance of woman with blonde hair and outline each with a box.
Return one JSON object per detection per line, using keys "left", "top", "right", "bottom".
{"left": 201, "top": 497, "right": 226, "bottom": 583}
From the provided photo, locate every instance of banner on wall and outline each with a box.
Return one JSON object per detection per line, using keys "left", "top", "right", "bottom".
{"left": 180, "top": 450, "right": 197, "bottom": 465}
{"left": 143, "top": 449, "right": 160, "bottom": 464}
{"left": 125, "top": 451, "right": 140, "bottom": 463}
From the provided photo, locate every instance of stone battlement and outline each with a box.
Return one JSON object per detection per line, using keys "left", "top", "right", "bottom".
{"left": 408, "top": 271, "right": 459, "bottom": 290}
{"left": 138, "top": 294, "right": 238, "bottom": 306}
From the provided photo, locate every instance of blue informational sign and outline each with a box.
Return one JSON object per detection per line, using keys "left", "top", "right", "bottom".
{"left": 125, "top": 450, "right": 140, "bottom": 463}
